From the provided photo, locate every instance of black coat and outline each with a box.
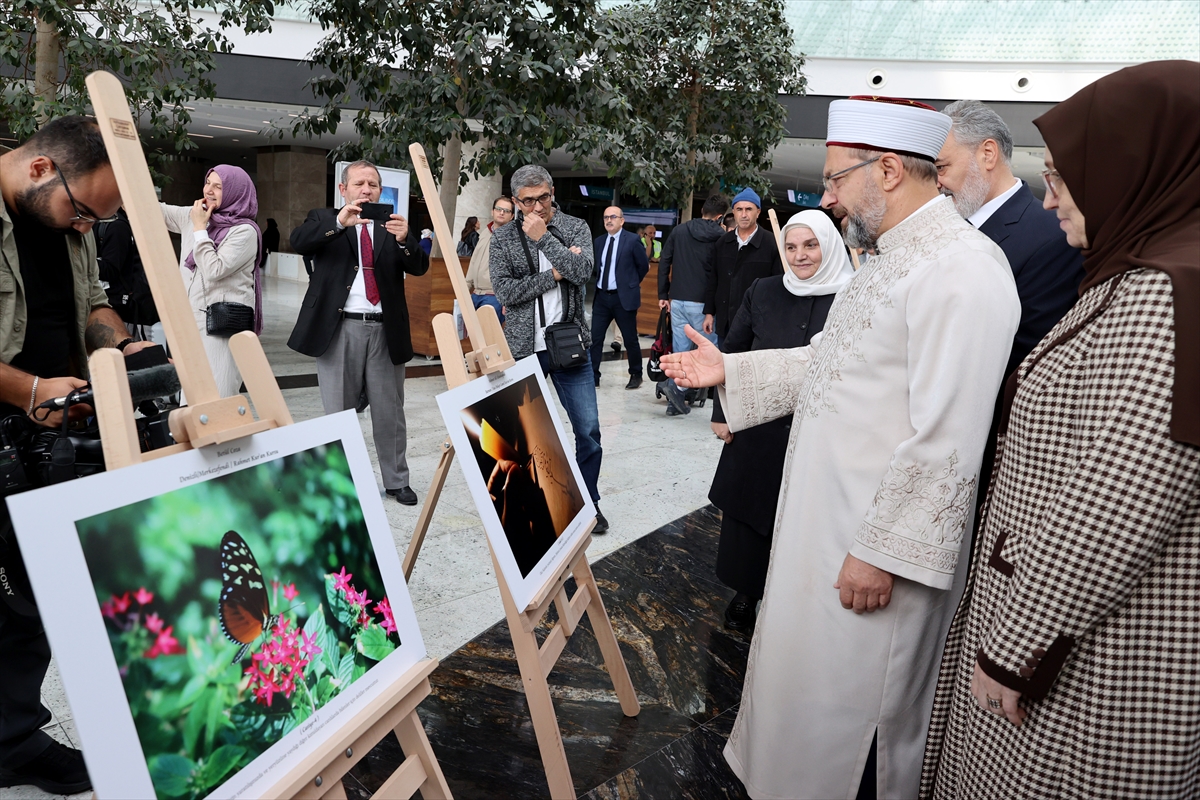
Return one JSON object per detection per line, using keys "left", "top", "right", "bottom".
{"left": 287, "top": 208, "right": 429, "bottom": 365}
{"left": 978, "top": 181, "right": 1084, "bottom": 376}
{"left": 704, "top": 226, "right": 782, "bottom": 339}
{"left": 709, "top": 276, "right": 835, "bottom": 536}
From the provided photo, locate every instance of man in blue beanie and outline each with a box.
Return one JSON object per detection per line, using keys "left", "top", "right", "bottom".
{"left": 702, "top": 186, "right": 781, "bottom": 344}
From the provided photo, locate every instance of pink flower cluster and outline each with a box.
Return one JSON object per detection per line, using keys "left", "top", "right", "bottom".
{"left": 243, "top": 617, "right": 323, "bottom": 707}
{"left": 101, "top": 587, "right": 184, "bottom": 659}
{"left": 332, "top": 567, "right": 397, "bottom": 634}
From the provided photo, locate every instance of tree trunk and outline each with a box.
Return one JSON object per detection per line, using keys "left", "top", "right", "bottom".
{"left": 34, "top": 14, "right": 61, "bottom": 126}
{"left": 679, "top": 82, "right": 702, "bottom": 224}
{"left": 430, "top": 131, "right": 462, "bottom": 259}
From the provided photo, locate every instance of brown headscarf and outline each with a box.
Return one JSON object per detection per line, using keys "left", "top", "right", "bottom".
{"left": 1033, "top": 60, "right": 1200, "bottom": 447}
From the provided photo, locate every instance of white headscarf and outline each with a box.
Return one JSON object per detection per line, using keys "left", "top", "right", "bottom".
{"left": 778, "top": 210, "right": 856, "bottom": 297}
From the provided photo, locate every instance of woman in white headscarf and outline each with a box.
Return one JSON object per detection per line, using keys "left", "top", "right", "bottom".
{"left": 709, "top": 209, "right": 856, "bottom": 634}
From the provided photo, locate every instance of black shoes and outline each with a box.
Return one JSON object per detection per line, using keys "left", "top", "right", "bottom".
{"left": 594, "top": 373, "right": 601, "bottom": 387}
{"left": 594, "top": 505, "right": 609, "bottom": 534}
{"left": 610, "top": 341, "right": 622, "bottom": 355}
{"left": 0, "top": 740, "right": 92, "bottom": 795}
{"left": 625, "top": 374, "right": 643, "bottom": 390}
{"left": 666, "top": 404, "right": 686, "bottom": 416}
{"left": 724, "top": 593, "right": 757, "bottom": 634}
{"left": 658, "top": 379, "right": 690, "bottom": 415}
{"left": 387, "top": 486, "right": 418, "bottom": 505}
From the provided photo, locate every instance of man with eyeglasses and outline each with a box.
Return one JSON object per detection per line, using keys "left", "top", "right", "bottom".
{"left": 489, "top": 165, "right": 609, "bottom": 533}
{"left": 590, "top": 206, "right": 649, "bottom": 390}
{"left": 663, "top": 96, "right": 1021, "bottom": 799}
{"left": 0, "top": 115, "right": 159, "bottom": 796}
{"left": 465, "top": 196, "right": 515, "bottom": 324}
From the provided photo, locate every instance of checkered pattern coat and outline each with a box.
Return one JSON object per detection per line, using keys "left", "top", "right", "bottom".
{"left": 921, "top": 269, "right": 1200, "bottom": 799}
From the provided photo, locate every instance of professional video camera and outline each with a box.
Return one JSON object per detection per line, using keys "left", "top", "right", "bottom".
{"left": 0, "top": 350, "right": 181, "bottom": 619}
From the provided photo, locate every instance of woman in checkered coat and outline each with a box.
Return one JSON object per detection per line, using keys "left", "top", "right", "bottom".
{"left": 921, "top": 60, "right": 1200, "bottom": 799}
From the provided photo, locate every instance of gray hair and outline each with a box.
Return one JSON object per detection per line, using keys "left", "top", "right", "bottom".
{"left": 341, "top": 159, "right": 381, "bottom": 186}
{"left": 942, "top": 100, "right": 1013, "bottom": 164}
{"left": 510, "top": 165, "right": 554, "bottom": 194}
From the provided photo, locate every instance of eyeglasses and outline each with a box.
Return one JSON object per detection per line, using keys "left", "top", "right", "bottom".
{"left": 514, "top": 192, "right": 553, "bottom": 209}
{"left": 493, "top": 205, "right": 514, "bottom": 214}
{"left": 822, "top": 155, "right": 882, "bottom": 194}
{"left": 602, "top": 214, "right": 623, "bottom": 221}
{"left": 1040, "top": 169, "right": 1063, "bottom": 199}
{"left": 43, "top": 155, "right": 119, "bottom": 225}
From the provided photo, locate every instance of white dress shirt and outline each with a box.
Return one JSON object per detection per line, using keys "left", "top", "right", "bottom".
{"left": 339, "top": 221, "right": 383, "bottom": 313}
{"left": 533, "top": 250, "right": 563, "bottom": 353}
{"left": 967, "top": 178, "right": 1022, "bottom": 230}
{"left": 598, "top": 233, "right": 620, "bottom": 290}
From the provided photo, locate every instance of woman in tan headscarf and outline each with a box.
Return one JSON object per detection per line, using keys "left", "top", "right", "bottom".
{"left": 920, "top": 60, "right": 1200, "bottom": 799}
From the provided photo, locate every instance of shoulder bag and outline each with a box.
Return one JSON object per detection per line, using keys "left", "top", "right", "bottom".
{"left": 196, "top": 266, "right": 254, "bottom": 337}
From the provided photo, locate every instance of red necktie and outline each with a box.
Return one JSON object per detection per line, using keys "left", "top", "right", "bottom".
{"left": 360, "top": 224, "right": 379, "bottom": 305}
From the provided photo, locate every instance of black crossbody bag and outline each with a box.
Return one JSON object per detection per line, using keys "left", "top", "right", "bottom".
{"left": 518, "top": 226, "right": 586, "bottom": 371}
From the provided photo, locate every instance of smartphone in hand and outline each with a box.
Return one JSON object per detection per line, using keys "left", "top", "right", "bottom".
{"left": 358, "top": 202, "right": 394, "bottom": 222}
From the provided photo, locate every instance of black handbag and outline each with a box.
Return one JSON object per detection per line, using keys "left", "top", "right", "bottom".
{"left": 197, "top": 268, "right": 255, "bottom": 337}
{"left": 647, "top": 306, "right": 672, "bottom": 382}
{"left": 519, "top": 228, "right": 586, "bottom": 371}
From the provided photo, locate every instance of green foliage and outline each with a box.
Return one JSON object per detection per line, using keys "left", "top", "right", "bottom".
{"left": 0, "top": 0, "right": 273, "bottom": 179}
{"left": 597, "top": 0, "right": 806, "bottom": 211}
{"left": 288, "top": 0, "right": 624, "bottom": 183}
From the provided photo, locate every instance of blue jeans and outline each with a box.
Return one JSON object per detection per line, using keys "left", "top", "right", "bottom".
{"left": 471, "top": 293, "right": 504, "bottom": 324}
{"left": 670, "top": 299, "right": 715, "bottom": 352}
{"left": 536, "top": 350, "right": 602, "bottom": 503}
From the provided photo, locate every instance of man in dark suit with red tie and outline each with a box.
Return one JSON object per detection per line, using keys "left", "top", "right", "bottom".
{"left": 287, "top": 160, "right": 429, "bottom": 504}
{"left": 590, "top": 206, "right": 649, "bottom": 389}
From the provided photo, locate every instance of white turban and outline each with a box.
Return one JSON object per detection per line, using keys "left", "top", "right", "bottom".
{"left": 826, "top": 96, "right": 952, "bottom": 161}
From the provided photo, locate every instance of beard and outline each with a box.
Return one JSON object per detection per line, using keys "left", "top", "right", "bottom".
{"left": 14, "top": 181, "right": 71, "bottom": 232}
{"left": 944, "top": 158, "right": 990, "bottom": 219}
{"left": 843, "top": 177, "right": 887, "bottom": 250}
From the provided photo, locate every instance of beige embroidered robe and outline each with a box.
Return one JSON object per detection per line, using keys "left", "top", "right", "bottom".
{"left": 720, "top": 197, "right": 1020, "bottom": 799}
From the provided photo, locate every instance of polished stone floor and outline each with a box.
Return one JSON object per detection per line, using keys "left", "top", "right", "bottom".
{"left": 13, "top": 276, "right": 733, "bottom": 800}
{"left": 342, "top": 506, "right": 752, "bottom": 800}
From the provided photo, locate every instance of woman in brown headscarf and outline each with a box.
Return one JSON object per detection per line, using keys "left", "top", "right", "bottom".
{"left": 919, "top": 60, "right": 1200, "bottom": 799}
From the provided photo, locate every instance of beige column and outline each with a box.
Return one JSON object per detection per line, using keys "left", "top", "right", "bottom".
{"left": 255, "top": 145, "right": 328, "bottom": 254}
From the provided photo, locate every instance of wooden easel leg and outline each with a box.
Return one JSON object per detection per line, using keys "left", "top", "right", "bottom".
{"left": 318, "top": 779, "right": 349, "bottom": 800}
{"left": 492, "top": 551, "right": 576, "bottom": 800}
{"left": 393, "top": 710, "right": 453, "bottom": 800}
{"left": 572, "top": 554, "right": 641, "bottom": 717}
{"left": 403, "top": 439, "right": 455, "bottom": 581}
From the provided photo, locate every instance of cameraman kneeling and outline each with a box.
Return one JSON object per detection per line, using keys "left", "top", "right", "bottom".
{"left": 0, "top": 116, "right": 158, "bottom": 795}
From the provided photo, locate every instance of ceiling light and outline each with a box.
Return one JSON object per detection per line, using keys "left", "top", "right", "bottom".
{"left": 188, "top": 133, "right": 214, "bottom": 139}
{"left": 209, "top": 124, "right": 258, "bottom": 133}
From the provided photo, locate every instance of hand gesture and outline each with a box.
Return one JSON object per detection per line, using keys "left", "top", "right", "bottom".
{"left": 190, "top": 199, "right": 214, "bottom": 232}
{"left": 834, "top": 553, "right": 894, "bottom": 614}
{"left": 660, "top": 326, "right": 723, "bottom": 387}
{"left": 337, "top": 202, "right": 364, "bottom": 229}
{"left": 385, "top": 213, "right": 409, "bottom": 242}
{"left": 971, "top": 661, "right": 1025, "bottom": 726}
{"left": 522, "top": 213, "right": 547, "bottom": 242}
{"left": 703, "top": 313, "right": 714, "bottom": 334}
{"left": 659, "top": 299, "right": 670, "bottom": 310}
{"left": 711, "top": 421, "right": 733, "bottom": 444}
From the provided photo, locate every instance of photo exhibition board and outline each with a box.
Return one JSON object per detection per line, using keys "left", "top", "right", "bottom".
{"left": 333, "top": 162, "right": 411, "bottom": 220}
{"left": 6, "top": 412, "right": 425, "bottom": 800}
{"left": 436, "top": 356, "right": 596, "bottom": 610}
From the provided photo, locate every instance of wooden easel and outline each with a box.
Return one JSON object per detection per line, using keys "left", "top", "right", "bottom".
{"left": 82, "top": 70, "right": 451, "bottom": 800}
{"left": 401, "top": 143, "right": 640, "bottom": 799}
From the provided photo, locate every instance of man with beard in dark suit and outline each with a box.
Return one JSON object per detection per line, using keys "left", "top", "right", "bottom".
{"left": 288, "top": 160, "right": 429, "bottom": 505}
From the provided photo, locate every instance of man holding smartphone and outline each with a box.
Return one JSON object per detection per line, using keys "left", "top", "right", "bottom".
{"left": 287, "top": 160, "right": 429, "bottom": 505}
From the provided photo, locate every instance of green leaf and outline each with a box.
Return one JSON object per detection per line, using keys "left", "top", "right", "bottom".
{"left": 325, "top": 573, "right": 357, "bottom": 628}
{"left": 355, "top": 624, "right": 395, "bottom": 661}
{"left": 149, "top": 754, "right": 195, "bottom": 798}
{"left": 196, "top": 744, "right": 245, "bottom": 789}
{"left": 337, "top": 650, "right": 355, "bottom": 688}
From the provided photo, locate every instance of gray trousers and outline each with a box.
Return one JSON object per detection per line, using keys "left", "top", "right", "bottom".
{"left": 316, "top": 318, "right": 409, "bottom": 489}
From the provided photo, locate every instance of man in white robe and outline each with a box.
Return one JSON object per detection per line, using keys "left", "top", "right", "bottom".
{"left": 663, "top": 97, "right": 1021, "bottom": 799}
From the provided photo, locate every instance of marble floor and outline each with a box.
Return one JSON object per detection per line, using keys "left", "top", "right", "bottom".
{"left": 11, "top": 276, "right": 736, "bottom": 800}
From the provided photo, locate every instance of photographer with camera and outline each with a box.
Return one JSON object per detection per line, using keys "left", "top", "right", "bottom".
{"left": 0, "top": 116, "right": 159, "bottom": 795}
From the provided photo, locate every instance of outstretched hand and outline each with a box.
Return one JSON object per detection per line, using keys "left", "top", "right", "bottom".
{"left": 660, "top": 325, "right": 724, "bottom": 388}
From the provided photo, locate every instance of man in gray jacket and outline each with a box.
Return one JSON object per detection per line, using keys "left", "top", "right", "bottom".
{"left": 655, "top": 193, "right": 728, "bottom": 415}
{"left": 489, "top": 165, "right": 608, "bottom": 533}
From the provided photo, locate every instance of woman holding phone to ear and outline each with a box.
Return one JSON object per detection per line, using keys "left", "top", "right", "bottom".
{"left": 160, "top": 165, "right": 263, "bottom": 398}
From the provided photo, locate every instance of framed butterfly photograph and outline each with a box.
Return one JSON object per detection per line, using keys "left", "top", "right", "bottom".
{"left": 6, "top": 411, "right": 424, "bottom": 800}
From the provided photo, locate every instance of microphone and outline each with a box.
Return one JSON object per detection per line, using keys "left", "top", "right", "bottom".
{"left": 37, "top": 364, "right": 181, "bottom": 411}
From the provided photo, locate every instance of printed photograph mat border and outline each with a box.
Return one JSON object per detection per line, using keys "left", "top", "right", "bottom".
{"left": 6, "top": 411, "right": 425, "bottom": 800}
{"left": 436, "top": 355, "right": 596, "bottom": 611}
